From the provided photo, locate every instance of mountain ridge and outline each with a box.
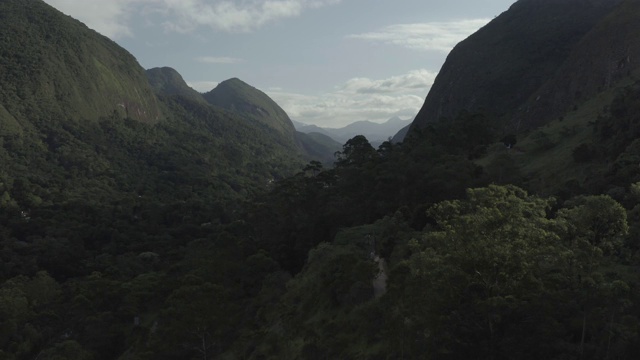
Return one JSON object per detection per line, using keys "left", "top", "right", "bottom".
{"left": 410, "top": 0, "right": 624, "bottom": 133}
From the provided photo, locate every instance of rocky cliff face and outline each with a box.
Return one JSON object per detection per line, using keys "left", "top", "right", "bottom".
{"left": 410, "top": 0, "right": 624, "bottom": 133}
{"left": 513, "top": 0, "right": 640, "bottom": 130}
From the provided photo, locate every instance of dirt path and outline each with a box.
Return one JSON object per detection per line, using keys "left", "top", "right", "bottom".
{"left": 372, "top": 256, "right": 388, "bottom": 298}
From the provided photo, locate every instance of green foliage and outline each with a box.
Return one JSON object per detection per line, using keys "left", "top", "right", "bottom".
{"left": 250, "top": 134, "right": 485, "bottom": 273}
{"left": 572, "top": 142, "right": 597, "bottom": 162}
{"left": 485, "top": 152, "right": 522, "bottom": 184}
{"left": 3, "top": 2, "right": 640, "bottom": 359}
{"left": 530, "top": 129, "right": 556, "bottom": 151}
{"left": 335, "top": 135, "right": 377, "bottom": 166}
{"left": 415, "top": 110, "right": 498, "bottom": 160}
{"left": 295, "top": 131, "right": 342, "bottom": 165}
{"left": 0, "top": 0, "right": 161, "bottom": 124}
{"left": 245, "top": 185, "right": 640, "bottom": 359}
{"left": 595, "top": 82, "right": 640, "bottom": 157}
{"left": 380, "top": 186, "right": 636, "bottom": 359}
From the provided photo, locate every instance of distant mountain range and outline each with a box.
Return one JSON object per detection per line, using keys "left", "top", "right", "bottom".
{"left": 292, "top": 116, "right": 413, "bottom": 147}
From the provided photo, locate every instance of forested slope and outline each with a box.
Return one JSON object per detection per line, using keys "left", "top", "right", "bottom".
{"left": 0, "top": 0, "right": 161, "bottom": 126}
{"left": 3, "top": 0, "right": 640, "bottom": 359}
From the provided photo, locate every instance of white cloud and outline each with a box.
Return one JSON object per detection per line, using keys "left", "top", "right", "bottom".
{"left": 268, "top": 69, "right": 435, "bottom": 127}
{"left": 195, "top": 56, "right": 245, "bottom": 64}
{"left": 44, "top": 0, "right": 342, "bottom": 39}
{"left": 341, "top": 69, "right": 437, "bottom": 94}
{"left": 348, "top": 19, "right": 491, "bottom": 52}
{"left": 44, "top": 0, "right": 136, "bottom": 38}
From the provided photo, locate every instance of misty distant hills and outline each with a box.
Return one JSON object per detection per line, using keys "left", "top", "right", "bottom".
{"left": 293, "top": 116, "right": 413, "bottom": 145}
{"left": 294, "top": 131, "right": 342, "bottom": 164}
{"left": 391, "top": 124, "right": 411, "bottom": 143}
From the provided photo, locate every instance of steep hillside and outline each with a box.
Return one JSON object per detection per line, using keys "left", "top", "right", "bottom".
{"left": 203, "top": 78, "right": 297, "bottom": 139}
{"left": 513, "top": 0, "right": 640, "bottom": 130}
{"left": 0, "top": 0, "right": 307, "bottom": 211}
{"left": 0, "top": 0, "right": 161, "bottom": 128}
{"left": 391, "top": 123, "right": 410, "bottom": 143}
{"left": 292, "top": 120, "right": 334, "bottom": 138}
{"left": 146, "top": 67, "right": 207, "bottom": 104}
{"left": 295, "top": 131, "right": 342, "bottom": 164}
{"left": 410, "top": 0, "right": 622, "bottom": 131}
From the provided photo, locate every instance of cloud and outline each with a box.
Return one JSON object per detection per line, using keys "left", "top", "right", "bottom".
{"left": 44, "top": 0, "right": 342, "bottom": 39}
{"left": 348, "top": 19, "right": 491, "bottom": 52}
{"left": 267, "top": 69, "right": 435, "bottom": 127}
{"left": 340, "top": 69, "right": 437, "bottom": 94}
{"left": 195, "top": 56, "right": 245, "bottom": 64}
{"left": 44, "top": 0, "right": 136, "bottom": 38}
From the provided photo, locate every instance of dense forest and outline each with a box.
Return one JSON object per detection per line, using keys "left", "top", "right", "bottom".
{"left": 3, "top": 0, "right": 640, "bottom": 359}
{"left": 4, "top": 92, "right": 640, "bottom": 359}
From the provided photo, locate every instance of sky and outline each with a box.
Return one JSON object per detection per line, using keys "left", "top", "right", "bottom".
{"left": 43, "top": 0, "right": 516, "bottom": 128}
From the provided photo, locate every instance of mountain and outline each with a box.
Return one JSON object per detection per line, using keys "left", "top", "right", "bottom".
{"left": 200, "top": 78, "right": 341, "bottom": 163}
{"left": 203, "top": 78, "right": 297, "bottom": 139}
{"left": 5, "top": 1, "right": 640, "bottom": 359}
{"left": 292, "top": 120, "right": 333, "bottom": 137}
{"left": 146, "top": 67, "right": 207, "bottom": 104}
{"left": 0, "top": 0, "right": 309, "bottom": 209}
{"left": 294, "top": 116, "right": 413, "bottom": 144}
{"left": 410, "top": 0, "right": 624, "bottom": 132}
{"left": 513, "top": 0, "right": 640, "bottom": 130}
{"left": 295, "top": 131, "right": 343, "bottom": 164}
{"left": 406, "top": 0, "right": 640, "bottom": 196}
{"left": 391, "top": 124, "right": 411, "bottom": 143}
{"left": 0, "top": 0, "right": 162, "bottom": 127}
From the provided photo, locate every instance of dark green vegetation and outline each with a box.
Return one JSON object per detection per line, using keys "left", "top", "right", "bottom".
{"left": 146, "top": 67, "right": 208, "bottom": 105}
{"left": 146, "top": 67, "right": 337, "bottom": 164}
{"left": 0, "top": 0, "right": 161, "bottom": 126}
{"left": 294, "top": 131, "right": 343, "bottom": 164}
{"left": 3, "top": 0, "right": 640, "bottom": 359}
{"left": 203, "top": 78, "right": 296, "bottom": 139}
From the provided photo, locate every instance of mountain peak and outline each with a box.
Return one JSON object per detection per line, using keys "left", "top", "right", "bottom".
{"left": 203, "top": 78, "right": 296, "bottom": 138}
{"left": 209, "top": 77, "right": 257, "bottom": 93}
{"left": 146, "top": 67, "right": 205, "bottom": 103}
{"left": 219, "top": 77, "right": 244, "bottom": 85}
